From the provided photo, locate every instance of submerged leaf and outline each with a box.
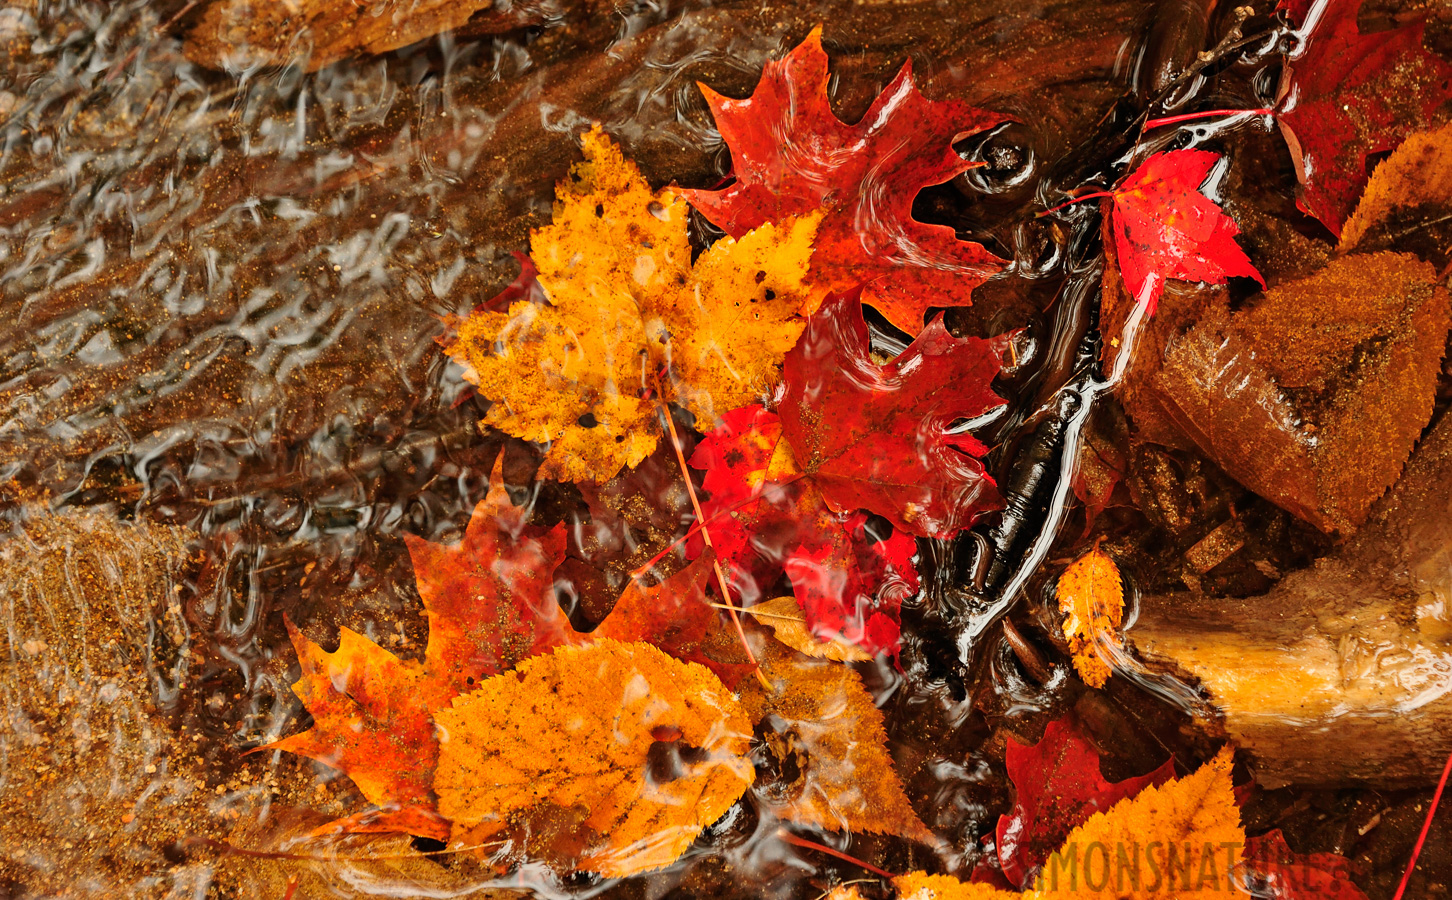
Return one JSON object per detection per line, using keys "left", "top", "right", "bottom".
{"left": 996, "top": 718, "right": 1174, "bottom": 889}
{"left": 1034, "top": 748, "right": 1242, "bottom": 897}
{"left": 742, "top": 638, "right": 935, "bottom": 846}
{"left": 1340, "top": 122, "right": 1452, "bottom": 258}
{"left": 688, "top": 403, "right": 920, "bottom": 655}
{"left": 1277, "top": 0, "right": 1452, "bottom": 236}
{"left": 447, "top": 126, "right": 819, "bottom": 483}
{"left": 779, "top": 291, "right": 1012, "bottom": 539}
{"left": 682, "top": 27, "right": 1008, "bottom": 335}
{"left": 433, "top": 640, "right": 755, "bottom": 877}
{"left": 745, "top": 597, "right": 871, "bottom": 662}
{"left": 403, "top": 458, "right": 570, "bottom": 693}
{"left": 268, "top": 621, "right": 455, "bottom": 840}
{"left": 1055, "top": 548, "right": 1125, "bottom": 689}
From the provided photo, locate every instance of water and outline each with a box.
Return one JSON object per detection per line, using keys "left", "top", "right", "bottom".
{"left": 1, "top": 0, "right": 1448, "bottom": 896}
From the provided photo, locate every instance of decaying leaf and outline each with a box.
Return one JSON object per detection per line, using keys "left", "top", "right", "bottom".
{"left": 433, "top": 640, "right": 754, "bottom": 877}
{"left": 779, "top": 291, "right": 1013, "bottom": 539}
{"left": 688, "top": 403, "right": 921, "bottom": 655}
{"left": 995, "top": 718, "right": 1175, "bottom": 889}
{"left": 742, "top": 638, "right": 935, "bottom": 846}
{"left": 1277, "top": 0, "right": 1452, "bottom": 236}
{"left": 1034, "top": 747, "right": 1241, "bottom": 897}
{"left": 447, "top": 126, "right": 820, "bottom": 483}
{"left": 1055, "top": 548, "right": 1125, "bottom": 689}
{"left": 745, "top": 597, "right": 871, "bottom": 662}
{"left": 1104, "top": 149, "right": 1262, "bottom": 314}
{"left": 682, "top": 27, "right": 1008, "bottom": 335}
{"left": 1340, "top": 122, "right": 1452, "bottom": 259}
{"left": 1150, "top": 252, "right": 1450, "bottom": 533}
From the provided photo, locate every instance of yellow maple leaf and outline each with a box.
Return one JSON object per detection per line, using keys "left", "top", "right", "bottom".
{"left": 741, "top": 636, "right": 935, "bottom": 846}
{"left": 432, "top": 639, "right": 755, "bottom": 877}
{"left": 1035, "top": 747, "right": 1242, "bottom": 898}
{"left": 1056, "top": 547, "right": 1124, "bottom": 689}
{"left": 448, "top": 126, "right": 821, "bottom": 484}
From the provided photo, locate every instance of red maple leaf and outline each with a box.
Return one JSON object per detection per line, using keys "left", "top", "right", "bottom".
{"left": 1106, "top": 149, "right": 1263, "bottom": 314}
{"left": 1276, "top": 0, "right": 1452, "bottom": 236}
{"left": 1243, "top": 829, "right": 1371, "bottom": 899}
{"left": 687, "top": 404, "right": 919, "bottom": 656}
{"left": 778, "top": 290, "right": 1012, "bottom": 539}
{"left": 995, "top": 717, "right": 1176, "bottom": 889}
{"left": 681, "top": 27, "right": 1009, "bottom": 336}
{"left": 403, "top": 470, "right": 572, "bottom": 693}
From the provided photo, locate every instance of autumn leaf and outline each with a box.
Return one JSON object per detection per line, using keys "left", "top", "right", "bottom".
{"left": 402, "top": 463, "right": 570, "bottom": 693}
{"left": 895, "top": 872, "right": 1025, "bottom": 899}
{"left": 1276, "top": 0, "right": 1452, "bottom": 236}
{"left": 995, "top": 717, "right": 1174, "bottom": 889}
{"left": 1034, "top": 747, "right": 1241, "bottom": 897}
{"left": 745, "top": 597, "right": 871, "bottom": 662}
{"left": 433, "top": 640, "right": 754, "bottom": 877}
{"left": 682, "top": 27, "right": 1008, "bottom": 335}
{"left": 742, "top": 636, "right": 935, "bottom": 846}
{"left": 267, "top": 620, "right": 455, "bottom": 840}
{"left": 1055, "top": 548, "right": 1125, "bottom": 689}
{"left": 1339, "top": 122, "right": 1452, "bottom": 256}
{"left": 779, "top": 290, "right": 1013, "bottom": 538}
{"left": 1103, "top": 149, "right": 1263, "bottom": 314}
{"left": 273, "top": 454, "right": 741, "bottom": 837}
{"left": 1242, "top": 829, "right": 1371, "bottom": 899}
{"left": 447, "top": 126, "right": 820, "bottom": 484}
{"left": 688, "top": 402, "right": 920, "bottom": 655}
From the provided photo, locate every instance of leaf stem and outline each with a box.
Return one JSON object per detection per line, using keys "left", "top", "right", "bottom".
{"left": 778, "top": 831, "right": 895, "bottom": 879}
{"left": 1142, "top": 107, "right": 1273, "bottom": 130}
{"left": 651, "top": 379, "right": 760, "bottom": 671}
{"left": 1036, "top": 191, "right": 1115, "bottom": 218}
{"left": 1392, "top": 748, "right": 1452, "bottom": 900}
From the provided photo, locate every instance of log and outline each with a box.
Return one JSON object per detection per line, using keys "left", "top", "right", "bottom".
{"left": 1126, "top": 412, "right": 1452, "bottom": 788}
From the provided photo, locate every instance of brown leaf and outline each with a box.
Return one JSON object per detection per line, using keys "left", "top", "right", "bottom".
{"left": 1341, "top": 123, "right": 1452, "bottom": 263}
{"left": 742, "top": 638, "right": 935, "bottom": 846}
{"left": 433, "top": 640, "right": 754, "bottom": 877}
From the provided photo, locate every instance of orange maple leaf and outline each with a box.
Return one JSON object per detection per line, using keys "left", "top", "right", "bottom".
{"left": 271, "top": 454, "right": 739, "bottom": 837}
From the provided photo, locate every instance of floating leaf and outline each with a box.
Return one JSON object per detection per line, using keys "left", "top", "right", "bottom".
{"left": 682, "top": 27, "right": 1008, "bottom": 335}
{"left": 433, "top": 640, "right": 754, "bottom": 877}
{"left": 1106, "top": 149, "right": 1262, "bottom": 314}
{"left": 1055, "top": 548, "right": 1125, "bottom": 689}
{"left": 447, "top": 126, "right": 820, "bottom": 483}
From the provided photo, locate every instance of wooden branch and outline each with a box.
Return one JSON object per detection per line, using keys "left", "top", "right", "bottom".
{"left": 1126, "top": 412, "right": 1452, "bottom": 788}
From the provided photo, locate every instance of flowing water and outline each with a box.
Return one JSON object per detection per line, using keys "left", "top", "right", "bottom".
{"left": 0, "top": 0, "right": 1448, "bottom": 897}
